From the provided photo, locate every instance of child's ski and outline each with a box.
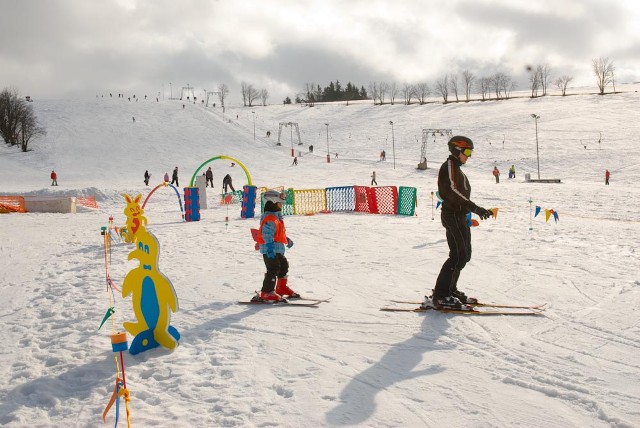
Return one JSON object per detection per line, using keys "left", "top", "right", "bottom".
{"left": 238, "top": 299, "right": 322, "bottom": 307}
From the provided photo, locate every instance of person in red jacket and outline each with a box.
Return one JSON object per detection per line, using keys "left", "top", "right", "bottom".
{"left": 252, "top": 190, "right": 298, "bottom": 302}
{"left": 50, "top": 170, "right": 58, "bottom": 186}
{"left": 605, "top": 169, "right": 610, "bottom": 185}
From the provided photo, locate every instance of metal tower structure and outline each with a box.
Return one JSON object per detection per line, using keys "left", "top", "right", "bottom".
{"left": 419, "top": 128, "right": 452, "bottom": 169}
{"left": 277, "top": 122, "right": 302, "bottom": 155}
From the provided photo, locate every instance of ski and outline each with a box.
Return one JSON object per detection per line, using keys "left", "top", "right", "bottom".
{"left": 238, "top": 300, "right": 322, "bottom": 307}
{"left": 380, "top": 306, "right": 544, "bottom": 316}
{"left": 389, "top": 300, "right": 546, "bottom": 310}
{"left": 282, "top": 296, "right": 332, "bottom": 303}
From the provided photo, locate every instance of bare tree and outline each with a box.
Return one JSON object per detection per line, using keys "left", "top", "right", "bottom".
{"left": 0, "top": 87, "right": 21, "bottom": 146}
{"left": 240, "top": 82, "right": 249, "bottom": 106}
{"left": 388, "top": 82, "right": 398, "bottom": 105}
{"left": 554, "top": 75, "right": 573, "bottom": 96}
{"left": 18, "top": 104, "right": 46, "bottom": 152}
{"left": 592, "top": 57, "right": 615, "bottom": 95}
{"left": 491, "top": 72, "right": 514, "bottom": 99}
{"left": 491, "top": 73, "right": 502, "bottom": 99}
{"left": 462, "top": 70, "right": 475, "bottom": 101}
{"left": 240, "top": 82, "right": 259, "bottom": 107}
{"left": 529, "top": 67, "right": 541, "bottom": 98}
{"left": 402, "top": 83, "right": 415, "bottom": 105}
{"left": 378, "top": 82, "right": 389, "bottom": 105}
{"left": 217, "top": 83, "right": 229, "bottom": 107}
{"left": 368, "top": 82, "right": 379, "bottom": 105}
{"left": 505, "top": 78, "right": 517, "bottom": 99}
{"left": 414, "top": 82, "right": 430, "bottom": 104}
{"left": 478, "top": 77, "right": 491, "bottom": 101}
{"left": 434, "top": 75, "right": 449, "bottom": 103}
{"left": 259, "top": 89, "right": 269, "bottom": 106}
{"left": 300, "top": 82, "right": 317, "bottom": 106}
{"left": 539, "top": 64, "right": 552, "bottom": 95}
{"left": 0, "top": 87, "right": 46, "bottom": 151}
{"left": 449, "top": 74, "right": 459, "bottom": 102}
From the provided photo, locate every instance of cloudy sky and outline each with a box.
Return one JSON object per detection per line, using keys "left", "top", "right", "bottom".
{"left": 1, "top": 0, "right": 639, "bottom": 103}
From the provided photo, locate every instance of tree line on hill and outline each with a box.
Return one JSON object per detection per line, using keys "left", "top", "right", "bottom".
{"left": 0, "top": 88, "right": 46, "bottom": 152}
{"left": 286, "top": 56, "right": 617, "bottom": 106}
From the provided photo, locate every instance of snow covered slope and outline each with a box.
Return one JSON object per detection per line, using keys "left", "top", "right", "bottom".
{"left": 0, "top": 86, "right": 639, "bottom": 427}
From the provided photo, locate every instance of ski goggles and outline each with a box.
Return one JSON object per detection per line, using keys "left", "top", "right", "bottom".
{"left": 461, "top": 148, "right": 473, "bottom": 157}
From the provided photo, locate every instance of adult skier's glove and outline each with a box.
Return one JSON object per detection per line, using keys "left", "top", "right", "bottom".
{"left": 286, "top": 237, "right": 294, "bottom": 248}
{"left": 473, "top": 206, "right": 493, "bottom": 220}
{"left": 265, "top": 243, "right": 276, "bottom": 259}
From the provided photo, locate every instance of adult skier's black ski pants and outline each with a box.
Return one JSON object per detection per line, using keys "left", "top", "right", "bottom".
{"left": 433, "top": 212, "right": 471, "bottom": 299}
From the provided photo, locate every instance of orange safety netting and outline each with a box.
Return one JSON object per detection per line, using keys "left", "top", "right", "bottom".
{"left": 76, "top": 196, "right": 98, "bottom": 208}
{"left": 0, "top": 196, "right": 26, "bottom": 213}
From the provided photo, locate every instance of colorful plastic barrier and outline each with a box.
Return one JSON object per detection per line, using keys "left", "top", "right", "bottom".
{"left": 184, "top": 187, "right": 200, "bottom": 222}
{"left": 252, "top": 185, "right": 416, "bottom": 217}
{"left": 397, "top": 187, "right": 417, "bottom": 216}
{"left": 241, "top": 186, "right": 257, "bottom": 219}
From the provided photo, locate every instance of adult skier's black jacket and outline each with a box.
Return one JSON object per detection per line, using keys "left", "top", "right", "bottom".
{"left": 437, "top": 155, "right": 478, "bottom": 215}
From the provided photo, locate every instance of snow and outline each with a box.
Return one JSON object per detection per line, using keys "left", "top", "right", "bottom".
{"left": 1, "top": 86, "right": 639, "bottom": 427}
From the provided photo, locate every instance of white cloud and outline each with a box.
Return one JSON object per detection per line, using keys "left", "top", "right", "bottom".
{"left": 0, "top": 0, "right": 638, "bottom": 100}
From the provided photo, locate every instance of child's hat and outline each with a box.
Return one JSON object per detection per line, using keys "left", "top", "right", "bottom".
{"left": 263, "top": 190, "right": 286, "bottom": 204}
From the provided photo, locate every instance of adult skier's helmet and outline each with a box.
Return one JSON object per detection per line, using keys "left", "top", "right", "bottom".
{"left": 263, "top": 190, "right": 287, "bottom": 204}
{"left": 448, "top": 136, "right": 474, "bottom": 156}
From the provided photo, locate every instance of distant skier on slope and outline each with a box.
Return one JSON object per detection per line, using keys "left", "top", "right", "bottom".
{"left": 424, "top": 136, "right": 494, "bottom": 310}
{"left": 205, "top": 167, "right": 214, "bottom": 188}
{"left": 171, "top": 167, "right": 179, "bottom": 187}
{"left": 223, "top": 174, "right": 235, "bottom": 192}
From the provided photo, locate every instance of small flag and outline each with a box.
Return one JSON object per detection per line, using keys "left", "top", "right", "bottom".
{"left": 98, "top": 307, "right": 115, "bottom": 331}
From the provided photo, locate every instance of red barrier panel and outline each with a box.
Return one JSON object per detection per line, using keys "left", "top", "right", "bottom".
{"left": 353, "top": 186, "right": 397, "bottom": 214}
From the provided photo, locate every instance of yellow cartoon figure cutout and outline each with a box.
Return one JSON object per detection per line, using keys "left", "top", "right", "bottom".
{"left": 121, "top": 193, "right": 180, "bottom": 354}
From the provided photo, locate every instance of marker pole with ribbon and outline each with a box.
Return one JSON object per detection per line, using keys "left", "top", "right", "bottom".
{"left": 430, "top": 191, "right": 434, "bottom": 220}
{"left": 102, "top": 332, "right": 132, "bottom": 427}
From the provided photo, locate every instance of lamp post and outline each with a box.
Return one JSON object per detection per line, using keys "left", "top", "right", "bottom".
{"left": 170, "top": 82, "right": 172, "bottom": 100}
{"left": 252, "top": 111, "right": 256, "bottom": 140}
{"left": 389, "top": 121, "right": 396, "bottom": 169}
{"left": 531, "top": 114, "right": 540, "bottom": 179}
{"left": 324, "top": 123, "right": 330, "bottom": 163}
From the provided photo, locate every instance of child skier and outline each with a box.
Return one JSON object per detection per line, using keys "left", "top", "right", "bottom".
{"left": 252, "top": 190, "right": 298, "bottom": 302}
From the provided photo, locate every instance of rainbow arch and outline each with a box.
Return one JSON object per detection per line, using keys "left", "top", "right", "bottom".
{"left": 142, "top": 182, "right": 185, "bottom": 219}
{"left": 189, "top": 155, "right": 252, "bottom": 188}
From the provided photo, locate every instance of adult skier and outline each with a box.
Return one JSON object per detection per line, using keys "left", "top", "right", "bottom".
{"left": 425, "top": 136, "right": 493, "bottom": 309}
{"left": 223, "top": 174, "right": 235, "bottom": 192}
{"left": 205, "top": 167, "right": 214, "bottom": 188}
{"left": 171, "top": 167, "right": 179, "bottom": 187}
